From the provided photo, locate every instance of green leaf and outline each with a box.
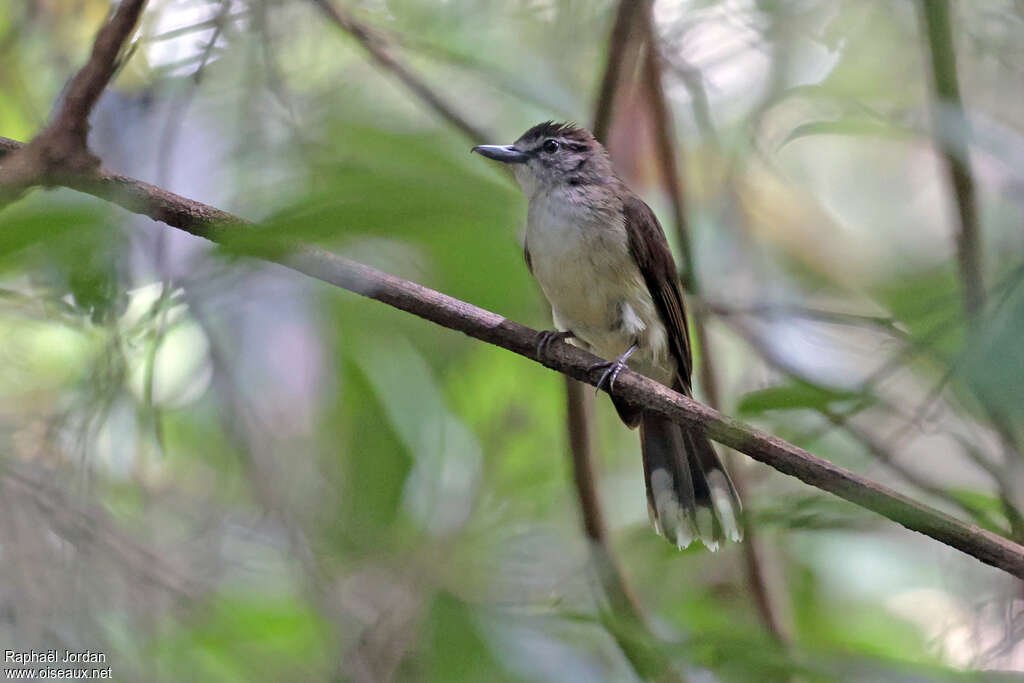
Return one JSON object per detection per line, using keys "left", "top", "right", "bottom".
{"left": 353, "top": 334, "right": 483, "bottom": 536}
{"left": 753, "top": 493, "right": 875, "bottom": 531}
{"left": 144, "top": 596, "right": 332, "bottom": 681}
{"left": 0, "top": 197, "right": 105, "bottom": 263}
{"left": 944, "top": 488, "right": 1011, "bottom": 534}
{"left": 258, "top": 122, "right": 536, "bottom": 319}
{"left": 330, "top": 352, "right": 413, "bottom": 550}
{"left": 780, "top": 119, "right": 911, "bottom": 149}
{"left": 415, "top": 592, "right": 512, "bottom": 682}
{"left": 0, "top": 194, "right": 128, "bottom": 321}
{"left": 871, "top": 265, "right": 965, "bottom": 361}
{"left": 961, "top": 278, "right": 1024, "bottom": 423}
{"left": 737, "top": 381, "right": 864, "bottom": 417}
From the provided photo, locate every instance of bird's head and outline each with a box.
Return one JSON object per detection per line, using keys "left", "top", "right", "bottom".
{"left": 472, "top": 121, "right": 613, "bottom": 197}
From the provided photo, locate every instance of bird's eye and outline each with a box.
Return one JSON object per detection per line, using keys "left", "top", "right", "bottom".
{"left": 542, "top": 139, "right": 559, "bottom": 154}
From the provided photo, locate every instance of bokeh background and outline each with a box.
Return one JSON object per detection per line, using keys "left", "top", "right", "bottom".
{"left": 1, "top": 0, "right": 1023, "bottom": 680}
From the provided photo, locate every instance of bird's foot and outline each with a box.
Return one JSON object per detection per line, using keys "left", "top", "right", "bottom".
{"left": 535, "top": 329, "right": 574, "bottom": 359}
{"left": 589, "top": 344, "right": 638, "bottom": 395}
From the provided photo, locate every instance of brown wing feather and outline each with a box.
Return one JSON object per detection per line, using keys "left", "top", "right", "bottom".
{"left": 621, "top": 193, "right": 694, "bottom": 393}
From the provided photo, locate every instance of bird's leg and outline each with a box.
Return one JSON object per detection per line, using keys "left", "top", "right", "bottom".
{"left": 590, "top": 343, "right": 638, "bottom": 395}
{"left": 536, "top": 329, "right": 574, "bottom": 358}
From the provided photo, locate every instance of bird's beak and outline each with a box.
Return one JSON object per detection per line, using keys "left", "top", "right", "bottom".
{"left": 471, "top": 144, "right": 528, "bottom": 164}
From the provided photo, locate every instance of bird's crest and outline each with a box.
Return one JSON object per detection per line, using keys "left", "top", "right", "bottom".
{"left": 519, "top": 121, "right": 592, "bottom": 144}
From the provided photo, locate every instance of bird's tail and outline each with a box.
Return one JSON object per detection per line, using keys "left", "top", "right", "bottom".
{"left": 640, "top": 413, "right": 743, "bottom": 550}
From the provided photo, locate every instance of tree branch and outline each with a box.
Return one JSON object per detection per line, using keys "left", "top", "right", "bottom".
{"left": 0, "top": 0, "right": 146, "bottom": 191}
{"left": 702, "top": 300, "right": 905, "bottom": 338}
{"left": 3, "top": 136, "right": 1024, "bottom": 582}
{"left": 308, "top": 0, "right": 490, "bottom": 144}
{"left": 592, "top": 0, "right": 645, "bottom": 141}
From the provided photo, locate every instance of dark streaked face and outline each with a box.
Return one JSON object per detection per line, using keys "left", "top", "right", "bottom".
{"left": 473, "top": 122, "right": 613, "bottom": 197}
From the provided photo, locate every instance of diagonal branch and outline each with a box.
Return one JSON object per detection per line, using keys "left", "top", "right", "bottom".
{"left": 309, "top": 0, "right": 490, "bottom": 144}
{"left": 2, "top": 136, "right": 1024, "bottom": 582}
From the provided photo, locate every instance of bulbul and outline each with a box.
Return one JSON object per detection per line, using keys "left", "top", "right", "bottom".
{"left": 473, "top": 121, "right": 741, "bottom": 550}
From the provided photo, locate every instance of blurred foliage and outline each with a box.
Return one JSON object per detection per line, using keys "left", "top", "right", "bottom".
{"left": 1, "top": 0, "right": 1023, "bottom": 681}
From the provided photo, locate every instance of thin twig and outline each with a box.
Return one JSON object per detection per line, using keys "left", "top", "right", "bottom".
{"left": 147, "top": 10, "right": 248, "bottom": 42}
{"left": 308, "top": 0, "right": 489, "bottom": 144}
{"left": 3, "top": 137, "right": 1023, "bottom": 582}
{"left": 918, "top": 0, "right": 984, "bottom": 319}
{"left": 703, "top": 300, "right": 905, "bottom": 337}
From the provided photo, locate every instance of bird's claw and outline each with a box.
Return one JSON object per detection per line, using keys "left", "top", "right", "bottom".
{"left": 536, "top": 330, "right": 573, "bottom": 359}
{"left": 589, "top": 344, "right": 637, "bottom": 395}
{"left": 590, "top": 358, "right": 627, "bottom": 394}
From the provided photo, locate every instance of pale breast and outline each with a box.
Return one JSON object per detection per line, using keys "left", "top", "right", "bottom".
{"left": 525, "top": 189, "right": 675, "bottom": 384}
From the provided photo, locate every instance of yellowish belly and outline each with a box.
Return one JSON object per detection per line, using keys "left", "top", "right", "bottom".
{"left": 527, "top": 214, "right": 675, "bottom": 386}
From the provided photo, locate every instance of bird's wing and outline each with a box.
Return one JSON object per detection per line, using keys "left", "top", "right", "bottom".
{"left": 621, "top": 193, "right": 694, "bottom": 393}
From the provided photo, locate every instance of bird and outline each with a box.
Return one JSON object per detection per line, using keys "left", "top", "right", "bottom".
{"left": 473, "top": 121, "right": 741, "bottom": 550}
